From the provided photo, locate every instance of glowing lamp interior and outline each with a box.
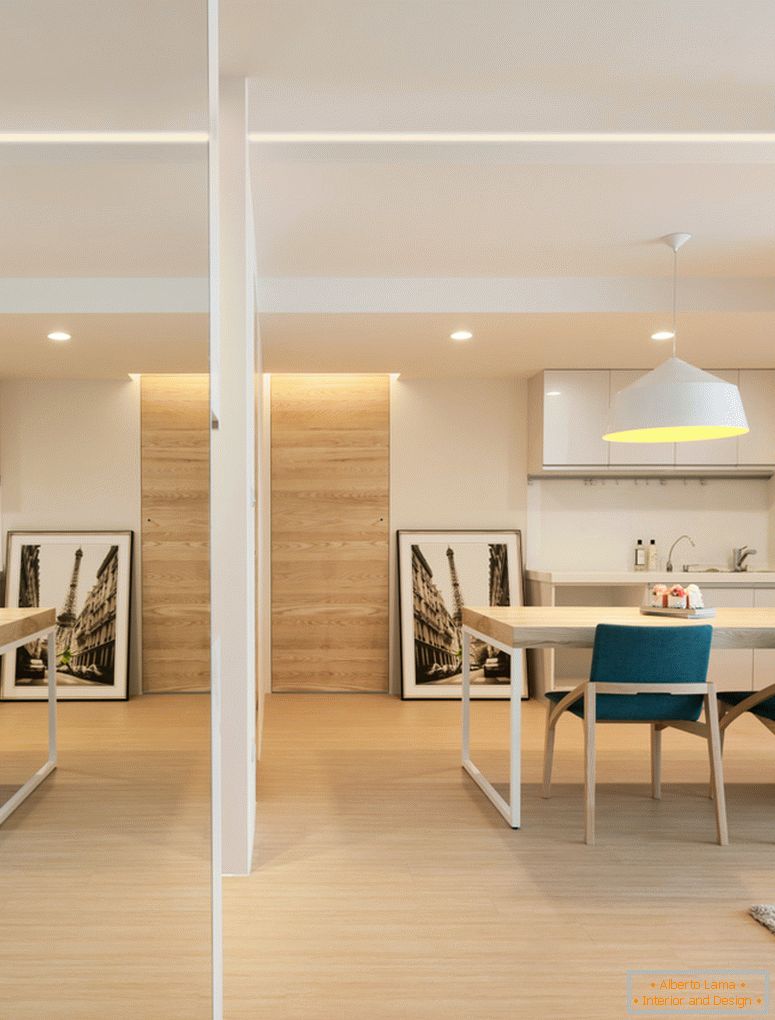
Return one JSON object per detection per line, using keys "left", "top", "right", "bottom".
{"left": 603, "top": 425, "right": 750, "bottom": 444}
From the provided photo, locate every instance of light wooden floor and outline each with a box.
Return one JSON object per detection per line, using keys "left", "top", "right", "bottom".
{"left": 0, "top": 695, "right": 211, "bottom": 1020}
{"left": 225, "top": 694, "right": 775, "bottom": 1020}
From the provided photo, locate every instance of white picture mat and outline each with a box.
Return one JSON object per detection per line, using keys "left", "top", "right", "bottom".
{"left": 398, "top": 530, "right": 527, "bottom": 699}
{"left": 1, "top": 531, "right": 132, "bottom": 700}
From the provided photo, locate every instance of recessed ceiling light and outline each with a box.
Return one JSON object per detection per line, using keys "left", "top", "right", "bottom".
{"left": 47, "top": 331, "right": 71, "bottom": 342}
{"left": 545, "top": 390, "right": 562, "bottom": 397}
{"left": 450, "top": 330, "right": 473, "bottom": 341}
{"left": 651, "top": 330, "right": 675, "bottom": 341}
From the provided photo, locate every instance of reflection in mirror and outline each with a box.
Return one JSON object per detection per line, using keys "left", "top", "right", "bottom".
{"left": 0, "top": 5, "right": 212, "bottom": 1017}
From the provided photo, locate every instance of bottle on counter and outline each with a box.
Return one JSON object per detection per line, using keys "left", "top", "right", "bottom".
{"left": 647, "top": 539, "right": 658, "bottom": 571}
{"left": 634, "top": 539, "right": 646, "bottom": 571}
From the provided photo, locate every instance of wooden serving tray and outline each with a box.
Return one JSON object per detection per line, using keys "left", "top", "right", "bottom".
{"left": 640, "top": 606, "right": 716, "bottom": 619}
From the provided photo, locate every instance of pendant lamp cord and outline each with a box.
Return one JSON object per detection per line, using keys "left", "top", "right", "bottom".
{"left": 671, "top": 246, "right": 678, "bottom": 358}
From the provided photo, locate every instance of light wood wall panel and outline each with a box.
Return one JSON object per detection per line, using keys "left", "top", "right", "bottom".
{"left": 271, "top": 374, "right": 390, "bottom": 692}
{"left": 141, "top": 375, "right": 210, "bottom": 692}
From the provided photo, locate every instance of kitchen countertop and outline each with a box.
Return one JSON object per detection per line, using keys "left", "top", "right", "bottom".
{"left": 526, "top": 570, "right": 775, "bottom": 585}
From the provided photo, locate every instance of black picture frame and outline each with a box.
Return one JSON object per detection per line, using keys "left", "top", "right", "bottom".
{"left": 397, "top": 529, "right": 527, "bottom": 700}
{"left": 1, "top": 530, "right": 133, "bottom": 701}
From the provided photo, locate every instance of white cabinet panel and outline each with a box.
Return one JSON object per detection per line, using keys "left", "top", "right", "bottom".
{"left": 738, "top": 370, "right": 775, "bottom": 465}
{"left": 674, "top": 370, "right": 739, "bottom": 466}
{"left": 608, "top": 371, "right": 675, "bottom": 466}
{"left": 530, "top": 368, "right": 775, "bottom": 474}
{"left": 753, "top": 589, "right": 775, "bottom": 690}
{"left": 703, "top": 586, "right": 754, "bottom": 692}
{"left": 542, "top": 370, "right": 609, "bottom": 466}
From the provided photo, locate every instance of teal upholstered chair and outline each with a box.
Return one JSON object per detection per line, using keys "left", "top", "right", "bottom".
{"left": 718, "top": 684, "right": 775, "bottom": 738}
{"left": 542, "top": 624, "right": 727, "bottom": 845}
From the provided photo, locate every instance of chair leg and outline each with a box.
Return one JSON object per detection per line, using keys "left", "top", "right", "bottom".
{"left": 709, "top": 699, "right": 727, "bottom": 799}
{"left": 584, "top": 683, "right": 596, "bottom": 845}
{"left": 709, "top": 730, "right": 725, "bottom": 799}
{"left": 542, "top": 701, "right": 556, "bottom": 799}
{"left": 650, "top": 724, "right": 662, "bottom": 800}
{"left": 705, "top": 690, "right": 729, "bottom": 846}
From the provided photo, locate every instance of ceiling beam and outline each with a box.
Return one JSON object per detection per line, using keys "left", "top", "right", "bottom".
{"left": 257, "top": 277, "right": 775, "bottom": 315}
{"left": 3, "top": 275, "right": 772, "bottom": 316}
{"left": 0, "top": 278, "right": 208, "bottom": 314}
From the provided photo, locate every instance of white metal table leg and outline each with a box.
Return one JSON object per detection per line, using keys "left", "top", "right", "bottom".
{"left": 461, "top": 625, "right": 521, "bottom": 828}
{"left": 508, "top": 650, "right": 521, "bottom": 828}
{"left": 0, "top": 626, "right": 58, "bottom": 826}
{"left": 461, "top": 629, "right": 471, "bottom": 763}
{"left": 48, "top": 631, "right": 58, "bottom": 766}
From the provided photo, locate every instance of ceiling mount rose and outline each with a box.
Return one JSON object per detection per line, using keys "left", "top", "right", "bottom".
{"left": 664, "top": 231, "right": 692, "bottom": 252}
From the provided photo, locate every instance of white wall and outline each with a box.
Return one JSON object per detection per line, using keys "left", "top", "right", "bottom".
{"left": 389, "top": 378, "right": 775, "bottom": 694}
{"left": 527, "top": 476, "right": 772, "bottom": 572}
{"left": 0, "top": 378, "right": 142, "bottom": 695}
{"left": 389, "top": 376, "right": 528, "bottom": 693}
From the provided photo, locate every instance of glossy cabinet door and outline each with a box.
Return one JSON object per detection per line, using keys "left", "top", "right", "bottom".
{"left": 753, "top": 588, "right": 775, "bottom": 690}
{"left": 702, "top": 586, "right": 754, "bottom": 692}
{"left": 608, "top": 370, "right": 675, "bottom": 466}
{"left": 542, "top": 370, "right": 609, "bottom": 466}
{"left": 738, "top": 370, "right": 775, "bottom": 465}
{"left": 674, "top": 370, "right": 740, "bottom": 466}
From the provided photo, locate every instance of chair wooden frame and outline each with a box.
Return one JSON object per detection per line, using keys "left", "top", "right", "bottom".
{"left": 542, "top": 680, "right": 728, "bottom": 847}
{"left": 718, "top": 682, "right": 775, "bottom": 737}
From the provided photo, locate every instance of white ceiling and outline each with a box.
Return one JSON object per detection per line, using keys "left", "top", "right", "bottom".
{"left": 1, "top": 1, "right": 774, "bottom": 379}
{"left": 0, "top": 149, "right": 207, "bottom": 277}
{"left": 251, "top": 154, "right": 775, "bottom": 278}
{"left": 259, "top": 312, "right": 775, "bottom": 379}
{"left": 0, "top": 1, "right": 208, "bottom": 130}
{"left": 0, "top": 314, "right": 207, "bottom": 379}
{"left": 225, "top": 0, "right": 775, "bottom": 132}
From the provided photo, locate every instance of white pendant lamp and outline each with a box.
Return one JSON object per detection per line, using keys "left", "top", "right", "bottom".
{"left": 604, "top": 233, "right": 749, "bottom": 444}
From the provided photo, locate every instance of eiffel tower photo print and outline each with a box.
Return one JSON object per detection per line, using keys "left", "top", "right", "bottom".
{"left": 397, "top": 530, "right": 526, "bottom": 700}
{"left": 1, "top": 531, "right": 133, "bottom": 701}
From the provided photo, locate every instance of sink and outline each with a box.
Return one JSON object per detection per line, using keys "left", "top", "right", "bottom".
{"left": 681, "top": 567, "right": 774, "bottom": 574}
{"left": 680, "top": 566, "right": 732, "bottom": 573}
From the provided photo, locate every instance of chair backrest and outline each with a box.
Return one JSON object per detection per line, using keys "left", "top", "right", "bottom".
{"left": 590, "top": 624, "right": 713, "bottom": 686}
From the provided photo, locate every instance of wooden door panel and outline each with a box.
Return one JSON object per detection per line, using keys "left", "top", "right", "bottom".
{"left": 141, "top": 374, "right": 210, "bottom": 692}
{"left": 271, "top": 374, "right": 389, "bottom": 692}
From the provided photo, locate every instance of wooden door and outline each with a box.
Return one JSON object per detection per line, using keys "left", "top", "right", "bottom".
{"left": 141, "top": 374, "right": 210, "bottom": 692}
{"left": 271, "top": 374, "right": 389, "bottom": 692}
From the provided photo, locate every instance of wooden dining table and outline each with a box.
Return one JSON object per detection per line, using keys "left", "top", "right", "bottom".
{"left": 461, "top": 604, "right": 775, "bottom": 828}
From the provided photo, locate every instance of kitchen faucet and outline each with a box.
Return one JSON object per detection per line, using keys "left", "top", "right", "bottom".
{"left": 733, "top": 546, "right": 757, "bottom": 572}
{"left": 666, "top": 534, "right": 695, "bottom": 572}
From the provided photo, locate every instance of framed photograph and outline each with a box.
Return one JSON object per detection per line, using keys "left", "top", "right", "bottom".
{"left": 398, "top": 530, "right": 527, "bottom": 700}
{"left": 2, "top": 531, "right": 132, "bottom": 701}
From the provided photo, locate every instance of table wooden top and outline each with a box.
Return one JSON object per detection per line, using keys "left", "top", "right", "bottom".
{"left": 0, "top": 608, "right": 56, "bottom": 650}
{"left": 462, "top": 605, "right": 775, "bottom": 649}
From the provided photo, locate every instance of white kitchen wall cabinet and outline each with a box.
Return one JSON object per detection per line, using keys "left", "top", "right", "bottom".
{"left": 738, "top": 370, "right": 775, "bottom": 465}
{"left": 608, "top": 370, "right": 675, "bottom": 467}
{"left": 528, "top": 370, "right": 609, "bottom": 471}
{"left": 529, "top": 368, "right": 774, "bottom": 476}
{"left": 674, "top": 370, "right": 740, "bottom": 466}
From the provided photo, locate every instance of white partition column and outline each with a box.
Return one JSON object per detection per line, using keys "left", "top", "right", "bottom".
{"left": 210, "top": 74, "right": 257, "bottom": 878}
